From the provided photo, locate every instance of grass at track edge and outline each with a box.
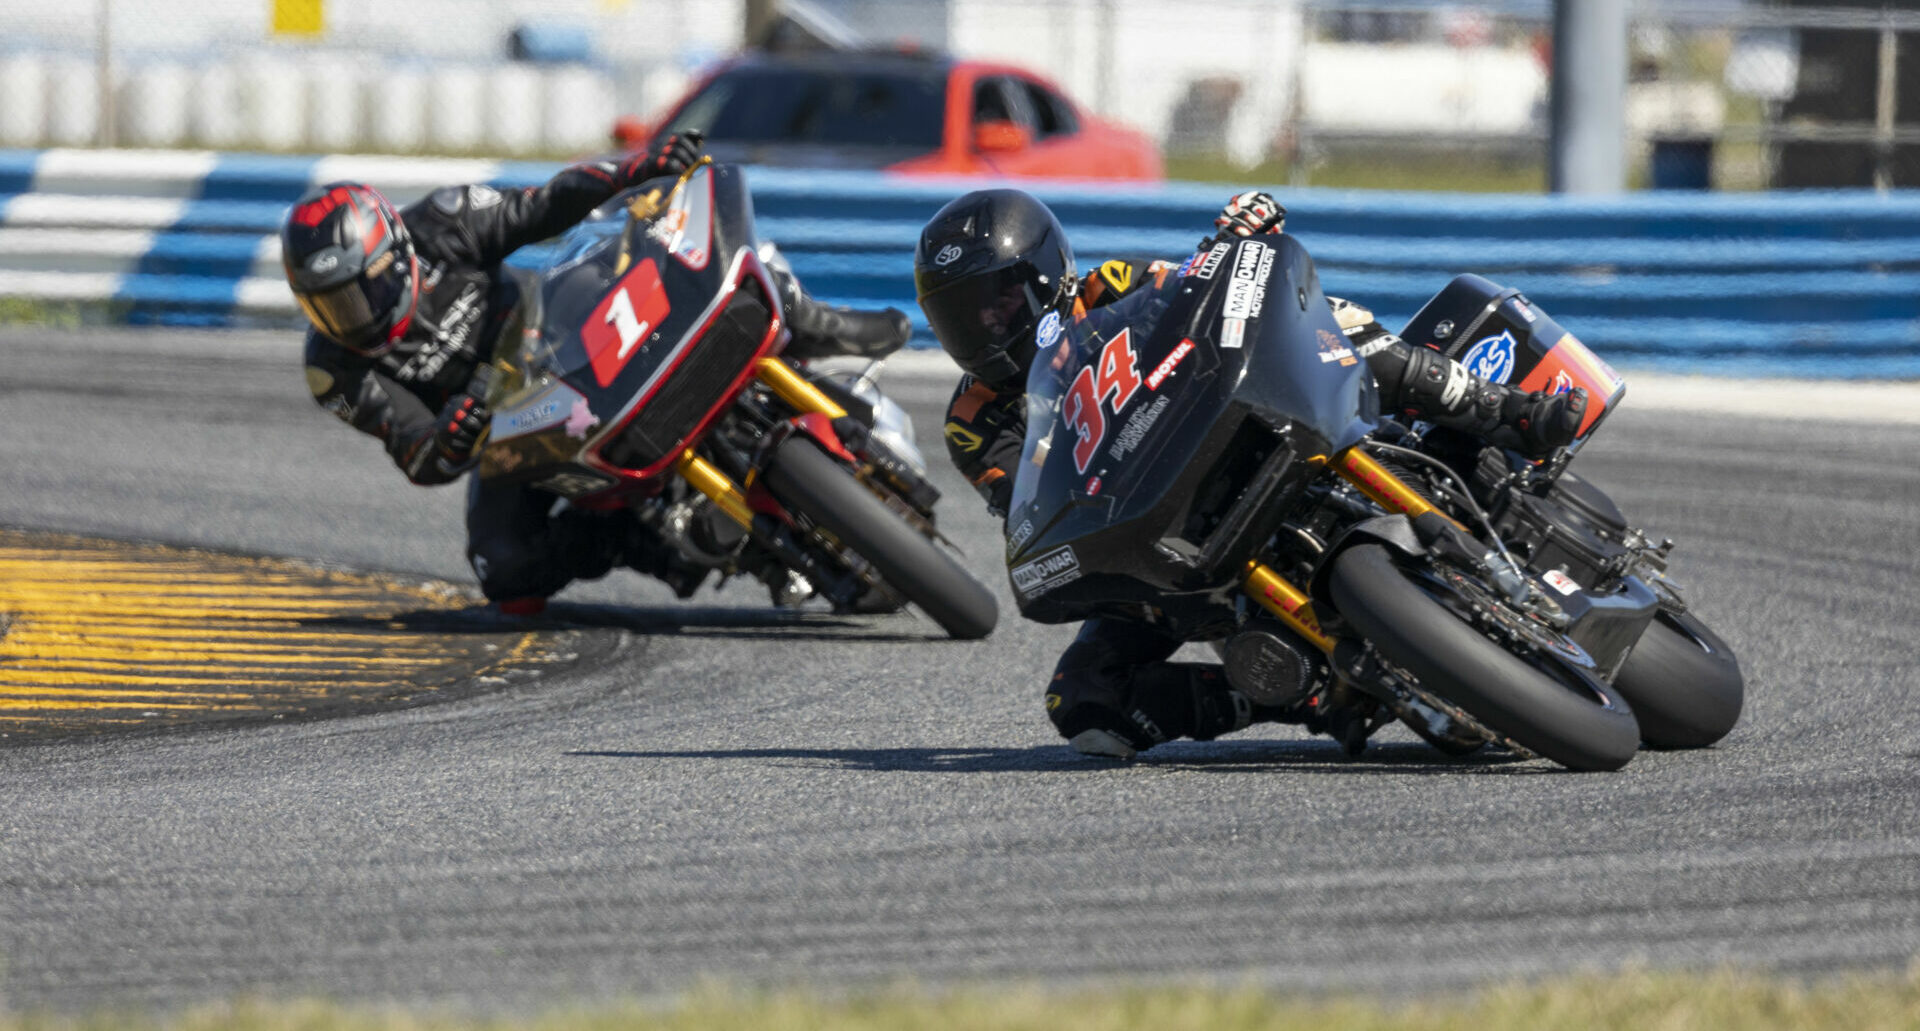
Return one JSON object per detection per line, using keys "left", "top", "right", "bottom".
{"left": 5, "top": 965, "right": 1918, "bottom": 1031}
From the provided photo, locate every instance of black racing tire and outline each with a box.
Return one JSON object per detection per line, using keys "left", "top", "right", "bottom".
{"left": 1612, "top": 609, "right": 1743, "bottom": 749}
{"left": 1328, "top": 544, "right": 1640, "bottom": 771}
{"left": 762, "top": 435, "right": 998, "bottom": 640}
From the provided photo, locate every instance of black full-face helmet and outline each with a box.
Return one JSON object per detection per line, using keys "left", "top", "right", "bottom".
{"left": 281, "top": 181, "right": 418, "bottom": 356}
{"left": 914, "top": 189, "right": 1076, "bottom": 389}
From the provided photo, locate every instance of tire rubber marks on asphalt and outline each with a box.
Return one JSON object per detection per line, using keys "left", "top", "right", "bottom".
{"left": 0, "top": 531, "right": 550, "bottom": 739}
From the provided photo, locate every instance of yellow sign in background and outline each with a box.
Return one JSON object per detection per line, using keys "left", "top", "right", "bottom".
{"left": 271, "top": 0, "right": 325, "bottom": 37}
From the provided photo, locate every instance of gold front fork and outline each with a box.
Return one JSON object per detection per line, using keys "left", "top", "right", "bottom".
{"left": 674, "top": 451, "right": 753, "bottom": 528}
{"left": 674, "top": 360, "right": 849, "bottom": 528}
{"left": 1242, "top": 562, "right": 1336, "bottom": 655}
{"left": 1333, "top": 447, "right": 1442, "bottom": 521}
{"left": 1240, "top": 445, "right": 1466, "bottom": 653}
{"left": 753, "top": 357, "right": 847, "bottom": 419}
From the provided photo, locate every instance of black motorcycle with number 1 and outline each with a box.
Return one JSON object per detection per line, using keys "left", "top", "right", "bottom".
{"left": 478, "top": 158, "right": 998, "bottom": 639}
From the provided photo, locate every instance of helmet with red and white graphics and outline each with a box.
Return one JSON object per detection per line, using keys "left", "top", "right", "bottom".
{"left": 281, "top": 182, "right": 419, "bottom": 356}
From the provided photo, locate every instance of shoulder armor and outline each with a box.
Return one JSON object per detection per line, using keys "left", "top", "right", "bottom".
{"left": 428, "top": 186, "right": 466, "bottom": 215}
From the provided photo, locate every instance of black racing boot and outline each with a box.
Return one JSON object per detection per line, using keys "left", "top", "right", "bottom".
{"left": 1124, "top": 664, "right": 1254, "bottom": 746}
{"left": 1391, "top": 346, "right": 1586, "bottom": 458}
{"left": 771, "top": 264, "right": 911, "bottom": 359}
{"left": 785, "top": 295, "right": 911, "bottom": 360}
{"left": 620, "top": 514, "right": 707, "bottom": 599}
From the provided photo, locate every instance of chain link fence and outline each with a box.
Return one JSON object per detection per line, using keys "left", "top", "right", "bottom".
{"left": 0, "top": 0, "right": 1915, "bottom": 190}
{"left": 1287, "top": 0, "right": 1920, "bottom": 191}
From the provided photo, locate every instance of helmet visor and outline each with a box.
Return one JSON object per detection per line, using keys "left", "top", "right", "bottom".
{"left": 295, "top": 254, "right": 409, "bottom": 353}
{"left": 918, "top": 262, "right": 1049, "bottom": 380}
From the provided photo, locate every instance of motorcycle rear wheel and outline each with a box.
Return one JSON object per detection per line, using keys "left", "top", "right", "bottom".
{"left": 762, "top": 435, "right": 998, "bottom": 640}
{"left": 1328, "top": 544, "right": 1640, "bottom": 771}
{"left": 1612, "top": 609, "right": 1743, "bottom": 749}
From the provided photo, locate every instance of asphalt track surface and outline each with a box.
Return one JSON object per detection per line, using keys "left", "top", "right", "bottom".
{"left": 1, "top": 327, "right": 1917, "bottom": 1013}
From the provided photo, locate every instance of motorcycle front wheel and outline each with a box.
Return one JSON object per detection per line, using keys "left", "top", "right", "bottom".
{"left": 1328, "top": 544, "right": 1641, "bottom": 771}
{"left": 1612, "top": 609, "right": 1743, "bottom": 749}
{"left": 762, "top": 435, "right": 998, "bottom": 640}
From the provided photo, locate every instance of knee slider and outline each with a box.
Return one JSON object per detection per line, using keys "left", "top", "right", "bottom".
{"left": 468, "top": 542, "right": 555, "bottom": 602}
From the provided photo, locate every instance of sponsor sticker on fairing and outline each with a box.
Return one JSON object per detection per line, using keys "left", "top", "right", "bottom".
{"left": 495, "top": 399, "right": 562, "bottom": 438}
{"left": 1220, "top": 317, "right": 1246, "bottom": 349}
{"left": 1011, "top": 546, "right": 1082, "bottom": 598}
{"left": 1108, "top": 394, "right": 1171, "bottom": 461}
{"left": 534, "top": 471, "right": 615, "bottom": 497}
{"left": 1186, "top": 241, "right": 1230, "bottom": 280}
{"left": 1222, "top": 241, "right": 1275, "bottom": 321}
{"left": 1462, "top": 329, "right": 1519, "bottom": 384}
{"left": 1034, "top": 310, "right": 1063, "bottom": 350}
{"left": 1316, "top": 328, "right": 1356, "bottom": 366}
{"left": 564, "top": 398, "right": 601, "bottom": 438}
{"left": 492, "top": 381, "right": 592, "bottom": 442}
{"left": 1147, "top": 338, "right": 1194, "bottom": 389}
{"left": 1542, "top": 569, "right": 1582, "bottom": 596}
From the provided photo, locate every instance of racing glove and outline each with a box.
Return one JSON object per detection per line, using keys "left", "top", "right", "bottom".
{"left": 1214, "top": 190, "right": 1286, "bottom": 239}
{"left": 433, "top": 393, "right": 490, "bottom": 466}
{"left": 1497, "top": 386, "right": 1588, "bottom": 456}
{"left": 623, "top": 129, "right": 704, "bottom": 185}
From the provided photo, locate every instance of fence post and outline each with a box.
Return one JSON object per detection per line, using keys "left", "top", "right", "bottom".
{"left": 95, "top": 0, "right": 114, "bottom": 148}
{"left": 1875, "top": 20, "right": 1898, "bottom": 193}
{"left": 1549, "top": 0, "right": 1627, "bottom": 194}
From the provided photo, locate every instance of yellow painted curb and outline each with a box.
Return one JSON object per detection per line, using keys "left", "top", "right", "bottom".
{"left": 0, "top": 530, "right": 568, "bottom": 740}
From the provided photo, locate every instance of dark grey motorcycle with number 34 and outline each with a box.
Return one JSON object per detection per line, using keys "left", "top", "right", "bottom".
{"left": 1005, "top": 234, "right": 1741, "bottom": 770}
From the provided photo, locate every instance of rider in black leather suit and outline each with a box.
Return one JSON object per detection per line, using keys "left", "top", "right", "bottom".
{"left": 285, "top": 133, "right": 910, "bottom": 611}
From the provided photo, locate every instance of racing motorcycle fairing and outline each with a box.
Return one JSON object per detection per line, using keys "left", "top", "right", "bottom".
{"left": 1005, "top": 234, "right": 1379, "bottom": 626}
{"left": 1399, "top": 273, "right": 1628, "bottom": 447}
{"left": 480, "top": 163, "right": 784, "bottom": 496}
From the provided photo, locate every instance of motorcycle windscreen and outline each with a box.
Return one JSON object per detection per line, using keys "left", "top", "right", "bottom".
{"left": 1008, "top": 280, "right": 1200, "bottom": 562}
{"left": 1227, "top": 235, "right": 1378, "bottom": 455}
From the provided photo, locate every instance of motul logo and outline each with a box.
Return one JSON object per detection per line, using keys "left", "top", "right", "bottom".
{"left": 1147, "top": 339, "right": 1193, "bottom": 390}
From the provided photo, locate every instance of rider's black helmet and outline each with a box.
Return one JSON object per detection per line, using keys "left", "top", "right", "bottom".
{"left": 281, "top": 181, "right": 418, "bottom": 356}
{"left": 914, "top": 189, "right": 1076, "bottom": 389}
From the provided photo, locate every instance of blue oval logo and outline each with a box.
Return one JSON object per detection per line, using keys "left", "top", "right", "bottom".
{"left": 1462, "top": 329, "right": 1518, "bottom": 384}
{"left": 1034, "top": 310, "right": 1063, "bottom": 350}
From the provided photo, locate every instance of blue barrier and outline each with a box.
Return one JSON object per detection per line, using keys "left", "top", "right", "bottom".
{"left": 1, "top": 148, "right": 1916, "bottom": 377}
